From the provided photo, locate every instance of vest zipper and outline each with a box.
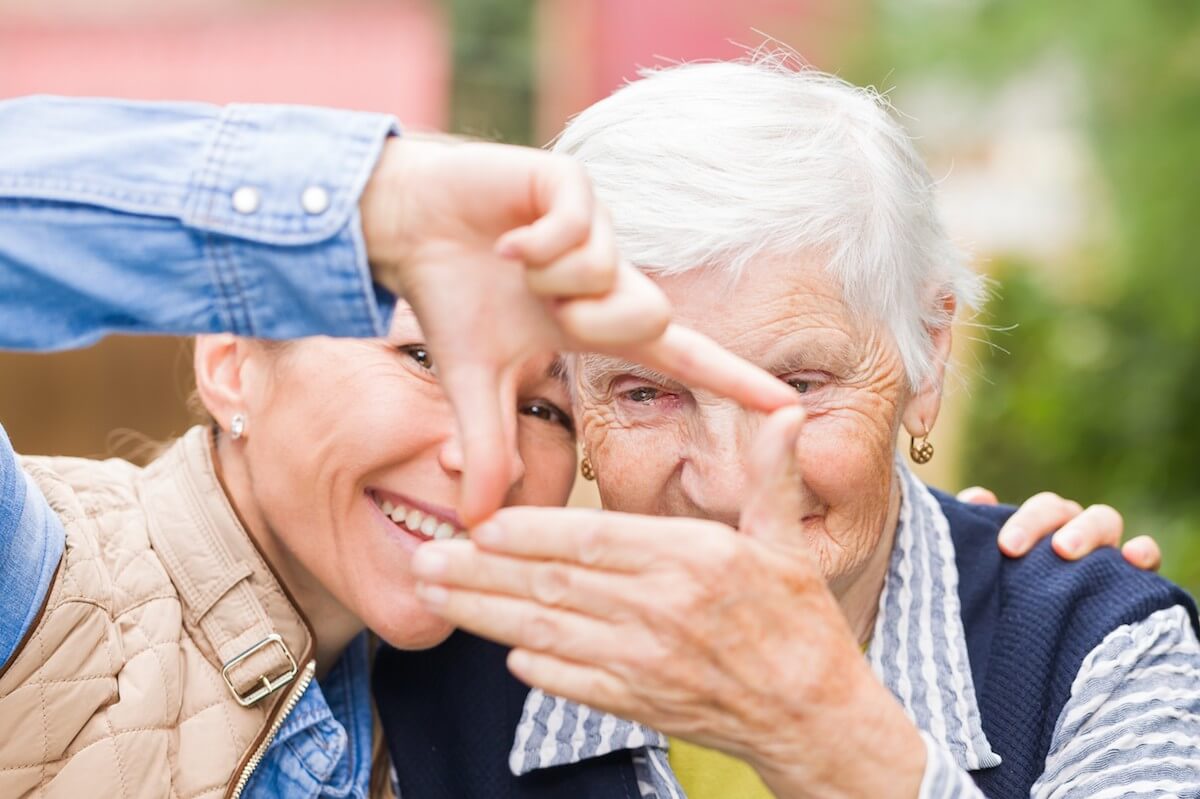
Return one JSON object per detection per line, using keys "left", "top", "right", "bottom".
{"left": 229, "top": 659, "right": 317, "bottom": 799}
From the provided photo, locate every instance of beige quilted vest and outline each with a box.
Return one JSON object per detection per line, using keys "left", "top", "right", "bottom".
{"left": 0, "top": 426, "right": 389, "bottom": 798}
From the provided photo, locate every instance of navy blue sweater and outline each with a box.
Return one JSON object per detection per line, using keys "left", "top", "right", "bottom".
{"left": 938, "top": 490, "right": 1198, "bottom": 797}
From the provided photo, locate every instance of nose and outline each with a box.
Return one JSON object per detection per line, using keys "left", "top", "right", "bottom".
{"left": 678, "top": 403, "right": 757, "bottom": 528}
{"left": 438, "top": 424, "right": 527, "bottom": 497}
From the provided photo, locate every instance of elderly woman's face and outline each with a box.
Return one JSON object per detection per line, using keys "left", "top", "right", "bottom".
{"left": 578, "top": 256, "right": 912, "bottom": 588}
{"left": 232, "top": 307, "right": 578, "bottom": 650}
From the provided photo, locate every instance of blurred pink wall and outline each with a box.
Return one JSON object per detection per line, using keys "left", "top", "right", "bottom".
{"left": 0, "top": 1, "right": 449, "bottom": 124}
{"left": 535, "top": 0, "right": 862, "bottom": 142}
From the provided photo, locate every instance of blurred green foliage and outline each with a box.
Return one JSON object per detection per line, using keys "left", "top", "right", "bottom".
{"left": 858, "top": 1, "right": 1200, "bottom": 592}
{"left": 445, "top": 0, "right": 535, "bottom": 144}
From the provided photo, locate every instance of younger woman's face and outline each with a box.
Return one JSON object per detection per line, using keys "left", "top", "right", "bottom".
{"left": 232, "top": 306, "right": 578, "bottom": 650}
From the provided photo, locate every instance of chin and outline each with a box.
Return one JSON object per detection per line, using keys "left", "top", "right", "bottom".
{"left": 370, "top": 605, "right": 457, "bottom": 651}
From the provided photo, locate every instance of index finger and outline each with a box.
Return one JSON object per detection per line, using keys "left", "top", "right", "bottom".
{"left": 473, "top": 507, "right": 727, "bottom": 572}
{"left": 495, "top": 156, "right": 595, "bottom": 267}
{"left": 631, "top": 324, "right": 802, "bottom": 413}
{"left": 440, "top": 361, "right": 517, "bottom": 527}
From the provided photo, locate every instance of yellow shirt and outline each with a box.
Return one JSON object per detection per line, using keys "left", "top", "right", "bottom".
{"left": 667, "top": 737, "right": 775, "bottom": 799}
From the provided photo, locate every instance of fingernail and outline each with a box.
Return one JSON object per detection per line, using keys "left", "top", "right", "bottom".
{"left": 1056, "top": 531, "right": 1080, "bottom": 558}
{"left": 410, "top": 547, "right": 447, "bottom": 578}
{"left": 1000, "top": 526, "right": 1027, "bottom": 554}
{"left": 473, "top": 521, "right": 504, "bottom": 547}
{"left": 415, "top": 582, "right": 449, "bottom": 607}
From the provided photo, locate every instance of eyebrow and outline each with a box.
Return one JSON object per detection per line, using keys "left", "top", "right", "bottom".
{"left": 546, "top": 355, "right": 569, "bottom": 385}
{"left": 576, "top": 353, "right": 679, "bottom": 395}
{"left": 762, "top": 338, "right": 857, "bottom": 374}
{"left": 577, "top": 336, "right": 857, "bottom": 394}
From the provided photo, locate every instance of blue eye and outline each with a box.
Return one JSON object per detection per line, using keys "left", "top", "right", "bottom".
{"left": 787, "top": 379, "right": 810, "bottom": 394}
{"left": 626, "top": 387, "right": 660, "bottom": 403}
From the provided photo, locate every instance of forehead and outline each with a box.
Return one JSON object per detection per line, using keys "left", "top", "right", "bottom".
{"left": 577, "top": 256, "right": 866, "bottom": 387}
{"left": 658, "top": 255, "right": 858, "bottom": 355}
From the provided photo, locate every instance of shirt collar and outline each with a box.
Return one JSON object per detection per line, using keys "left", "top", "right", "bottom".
{"left": 510, "top": 460, "right": 1000, "bottom": 776}
{"left": 865, "top": 461, "right": 1001, "bottom": 771}
{"left": 268, "top": 632, "right": 375, "bottom": 799}
{"left": 509, "top": 688, "right": 666, "bottom": 775}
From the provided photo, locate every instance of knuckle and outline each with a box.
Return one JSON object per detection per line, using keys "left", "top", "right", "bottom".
{"left": 1085, "top": 504, "right": 1123, "bottom": 532}
{"left": 579, "top": 254, "right": 615, "bottom": 289}
{"left": 1028, "top": 490, "right": 1063, "bottom": 508}
{"left": 521, "top": 610, "right": 560, "bottom": 652}
{"left": 577, "top": 518, "right": 609, "bottom": 566}
{"left": 530, "top": 563, "right": 571, "bottom": 606}
{"left": 561, "top": 208, "right": 591, "bottom": 239}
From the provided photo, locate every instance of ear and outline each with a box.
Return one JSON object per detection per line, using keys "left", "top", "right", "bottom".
{"left": 901, "top": 294, "right": 956, "bottom": 438}
{"left": 193, "top": 334, "right": 253, "bottom": 433}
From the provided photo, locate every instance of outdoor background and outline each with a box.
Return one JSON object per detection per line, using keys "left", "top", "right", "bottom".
{"left": 2, "top": 0, "right": 1197, "bottom": 591}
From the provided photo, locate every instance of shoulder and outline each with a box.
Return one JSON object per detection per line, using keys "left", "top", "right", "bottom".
{"left": 930, "top": 487, "right": 1195, "bottom": 635}
{"left": 19, "top": 452, "right": 176, "bottom": 626}
{"left": 20, "top": 453, "right": 143, "bottom": 519}
{"left": 1033, "top": 604, "right": 1200, "bottom": 798}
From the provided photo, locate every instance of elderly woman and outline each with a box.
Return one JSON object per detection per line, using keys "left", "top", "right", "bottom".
{"left": 409, "top": 58, "right": 1200, "bottom": 798}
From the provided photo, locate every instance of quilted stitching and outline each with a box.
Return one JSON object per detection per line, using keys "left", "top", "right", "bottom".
{"left": 0, "top": 452, "right": 285, "bottom": 798}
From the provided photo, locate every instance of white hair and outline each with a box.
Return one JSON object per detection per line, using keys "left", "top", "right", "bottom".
{"left": 551, "top": 53, "right": 986, "bottom": 389}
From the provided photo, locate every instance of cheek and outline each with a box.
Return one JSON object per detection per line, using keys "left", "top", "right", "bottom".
{"left": 242, "top": 345, "right": 461, "bottom": 632}
{"left": 796, "top": 411, "right": 898, "bottom": 525}
{"left": 590, "top": 426, "right": 680, "bottom": 514}
{"left": 513, "top": 432, "right": 577, "bottom": 507}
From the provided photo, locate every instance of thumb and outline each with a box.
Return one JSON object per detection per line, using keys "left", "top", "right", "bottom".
{"left": 439, "top": 361, "right": 518, "bottom": 527}
{"left": 739, "top": 406, "right": 807, "bottom": 551}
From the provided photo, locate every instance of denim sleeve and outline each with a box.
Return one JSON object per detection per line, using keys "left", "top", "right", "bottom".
{"left": 0, "top": 95, "right": 399, "bottom": 350}
{"left": 0, "top": 423, "right": 64, "bottom": 669}
{"left": 0, "top": 96, "right": 402, "bottom": 666}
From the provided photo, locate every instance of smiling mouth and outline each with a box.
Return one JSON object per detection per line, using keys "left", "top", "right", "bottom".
{"left": 369, "top": 490, "right": 467, "bottom": 541}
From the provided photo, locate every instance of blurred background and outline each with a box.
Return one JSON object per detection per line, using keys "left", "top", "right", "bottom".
{"left": 2, "top": 0, "right": 1198, "bottom": 590}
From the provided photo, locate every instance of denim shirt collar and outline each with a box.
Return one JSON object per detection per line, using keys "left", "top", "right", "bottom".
{"left": 246, "top": 633, "right": 374, "bottom": 799}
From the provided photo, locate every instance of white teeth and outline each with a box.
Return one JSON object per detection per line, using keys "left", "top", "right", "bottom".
{"left": 375, "top": 493, "right": 463, "bottom": 539}
{"left": 405, "top": 509, "right": 424, "bottom": 531}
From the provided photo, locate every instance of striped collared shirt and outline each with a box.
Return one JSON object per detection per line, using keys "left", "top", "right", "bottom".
{"left": 509, "top": 463, "right": 1200, "bottom": 797}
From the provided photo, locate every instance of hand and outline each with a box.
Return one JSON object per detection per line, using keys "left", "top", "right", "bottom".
{"left": 411, "top": 407, "right": 925, "bottom": 799}
{"left": 957, "top": 487, "right": 1161, "bottom": 570}
{"left": 360, "top": 136, "right": 799, "bottom": 524}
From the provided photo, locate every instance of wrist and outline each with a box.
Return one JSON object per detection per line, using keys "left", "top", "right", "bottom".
{"left": 745, "top": 672, "right": 926, "bottom": 799}
{"left": 358, "top": 136, "right": 415, "bottom": 297}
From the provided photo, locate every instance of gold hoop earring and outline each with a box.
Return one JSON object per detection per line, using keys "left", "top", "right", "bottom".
{"left": 580, "top": 456, "right": 596, "bottom": 481}
{"left": 909, "top": 425, "right": 934, "bottom": 464}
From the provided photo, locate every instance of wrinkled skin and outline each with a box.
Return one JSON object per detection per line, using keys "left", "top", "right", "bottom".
{"left": 413, "top": 255, "right": 939, "bottom": 797}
